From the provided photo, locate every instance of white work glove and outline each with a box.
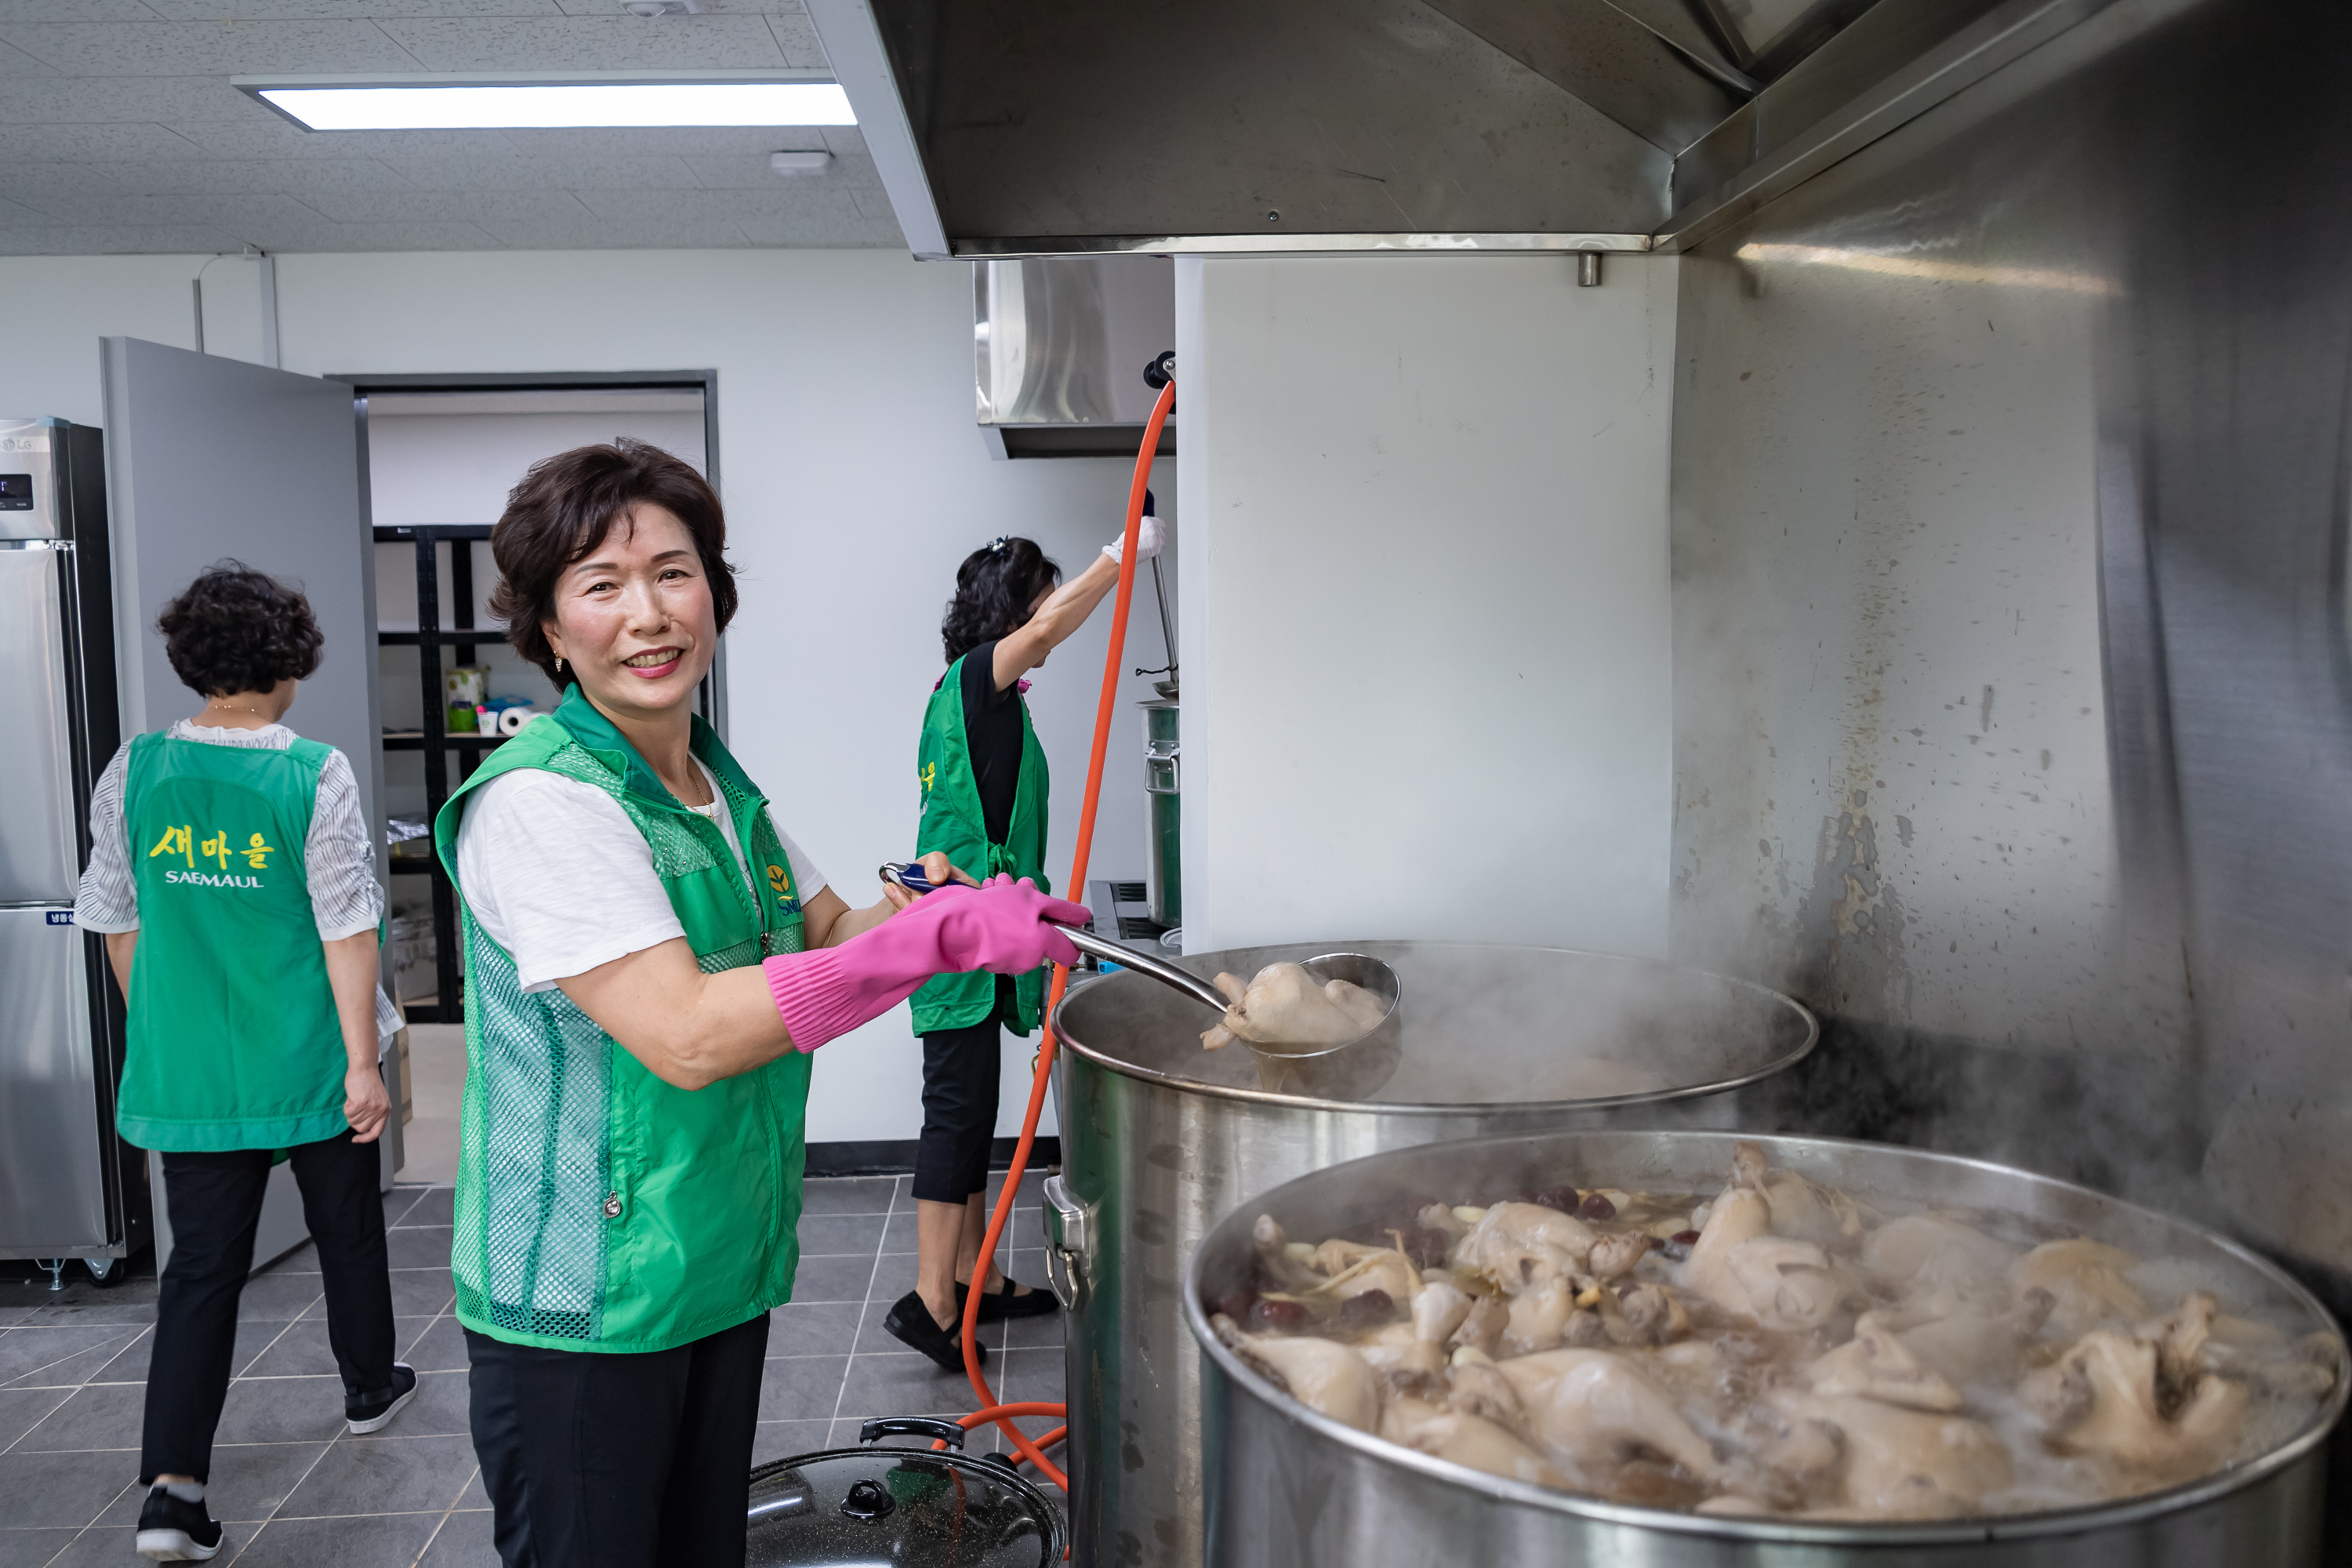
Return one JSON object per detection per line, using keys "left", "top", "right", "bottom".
{"left": 1104, "top": 512, "right": 1166, "bottom": 565}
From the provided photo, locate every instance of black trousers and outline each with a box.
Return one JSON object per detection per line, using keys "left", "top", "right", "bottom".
{"left": 465, "top": 1313, "right": 769, "bottom": 1568}
{"left": 141, "top": 1132, "right": 397, "bottom": 1483}
{"left": 913, "top": 977, "right": 1014, "bottom": 1204}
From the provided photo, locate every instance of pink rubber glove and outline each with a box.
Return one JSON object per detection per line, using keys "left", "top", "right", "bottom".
{"left": 761, "top": 875, "right": 1088, "bottom": 1053}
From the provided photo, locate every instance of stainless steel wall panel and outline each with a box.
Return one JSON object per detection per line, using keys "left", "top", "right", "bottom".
{"left": 0, "top": 547, "right": 83, "bottom": 906}
{"left": 1667, "top": 0, "right": 2352, "bottom": 1297}
{"left": 0, "top": 908, "right": 107, "bottom": 1253}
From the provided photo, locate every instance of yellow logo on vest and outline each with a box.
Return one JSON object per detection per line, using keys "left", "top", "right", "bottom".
{"left": 766, "top": 862, "right": 793, "bottom": 899}
{"left": 920, "top": 761, "right": 936, "bottom": 795}
{"left": 149, "top": 823, "right": 275, "bottom": 887}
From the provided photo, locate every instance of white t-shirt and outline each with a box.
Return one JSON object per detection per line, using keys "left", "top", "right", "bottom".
{"left": 455, "top": 756, "right": 827, "bottom": 993}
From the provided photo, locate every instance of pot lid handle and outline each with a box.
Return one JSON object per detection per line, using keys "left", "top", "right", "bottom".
{"left": 858, "top": 1416, "right": 966, "bottom": 1451}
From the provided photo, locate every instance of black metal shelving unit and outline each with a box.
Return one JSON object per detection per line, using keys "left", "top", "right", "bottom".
{"left": 377, "top": 523, "right": 497, "bottom": 1024}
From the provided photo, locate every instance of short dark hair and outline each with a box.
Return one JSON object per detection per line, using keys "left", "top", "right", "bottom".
{"left": 942, "top": 536, "right": 1060, "bottom": 664}
{"left": 158, "top": 561, "right": 323, "bottom": 697}
{"left": 487, "top": 440, "right": 738, "bottom": 690}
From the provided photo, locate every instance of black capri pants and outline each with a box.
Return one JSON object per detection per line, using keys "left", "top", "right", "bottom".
{"left": 912, "top": 976, "right": 1015, "bottom": 1204}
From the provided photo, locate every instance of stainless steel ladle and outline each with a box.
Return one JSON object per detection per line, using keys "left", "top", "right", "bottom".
{"left": 1049, "top": 923, "right": 1403, "bottom": 1058}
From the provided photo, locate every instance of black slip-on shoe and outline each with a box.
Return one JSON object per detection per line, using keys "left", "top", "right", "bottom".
{"left": 884, "top": 1289, "right": 988, "bottom": 1373}
{"left": 956, "top": 1277, "right": 1060, "bottom": 1321}
{"left": 347, "top": 1362, "right": 417, "bottom": 1434}
{"left": 136, "top": 1486, "right": 222, "bottom": 1561}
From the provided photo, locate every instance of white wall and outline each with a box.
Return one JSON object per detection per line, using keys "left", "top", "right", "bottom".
{"left": 1174, "top": 254, "right": 1677, "bottom": 958}
{"left": 0, "top": 245, "right": 1176, "bottom": 1145}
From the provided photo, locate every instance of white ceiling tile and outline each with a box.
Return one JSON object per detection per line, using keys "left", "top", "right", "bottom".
{"left": 84, "top": 155, "right": 413, "bottom": 191}
{"left": 569, "top": 181, "right": 853, "bottom": 223}
{"left": 0, "top": 75, "right": 270, "bottom": 122}
{"left": 0, "top": 0, "right": 164, "bottom": 23}
{"left": 0, "top": 194, "right": 63, "bottom": 223}
{"left": 140, "top": 0, "right": 557, "bottom": 18}
{"left": 16, "top": 188, "right": 325, "bottom": 224}
{"left": 295, "top": 185, "right": 585, "bottom": 221}
{"left": 167, "top": 119, "right": 517, "bottom": 158}
{"left": 230, "top": 217, "right": 503, "bottom": 248}
{"left": 0, "top": 33, "right": 55, "bottom": 69}
{"left": 378, "top": 153, "right": 694, "bottom": 189}
{"left": 0, "top": 222, "right": 240, "bottom": 252}
{"left": 494, "top": 125, "right": 807, "bottom": 157}
{"left": 0, "top": 164, "right": 131, "bottom": 198}
{"left": 732, "top": 206, "right": 893, "bottom": 246}
{"left": 375, "top": 13, "right": 779, "bottom": 70}
{"left": 0, "top": 122, "right": 206, "bottom": 158}
{"left": 472, "top": 214, "right": 745, "bottom": 246}
{"left": 0, "top": 19, "right": 424, "bottom": 74}
{"left": 761, "top": 10, "right": 820, "bottom": 68}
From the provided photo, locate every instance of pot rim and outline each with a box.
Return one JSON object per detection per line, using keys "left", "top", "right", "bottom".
{"left": 1051, "top": 942, "right": 1820, "bottom": 1114}
{"left": 1181, "top": 1127, "right": 2352, "bottom": 1546}
{"left": 745, "top": 1446, "right": 1068, "bottom": 1563}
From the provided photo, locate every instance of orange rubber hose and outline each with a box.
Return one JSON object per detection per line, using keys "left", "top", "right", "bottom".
{"left": 956, "top": 376, "right": 1177, "bottom": 1491}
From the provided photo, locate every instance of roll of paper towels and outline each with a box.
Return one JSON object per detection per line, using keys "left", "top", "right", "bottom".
{"left": 498, "top": 707, "right": 541, "bottom": 736}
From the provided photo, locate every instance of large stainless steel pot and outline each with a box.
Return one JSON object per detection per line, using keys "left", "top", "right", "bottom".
{"left": 1045, "top": 942, "right": 1817, "bottom": 1568}
{"left": 1185, "top": 1129, "right": 2349, "bottom": 1567}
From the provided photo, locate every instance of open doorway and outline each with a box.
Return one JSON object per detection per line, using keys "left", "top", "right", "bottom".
{"left": 351, "top": 375, "right": 720, "bottom": 1184}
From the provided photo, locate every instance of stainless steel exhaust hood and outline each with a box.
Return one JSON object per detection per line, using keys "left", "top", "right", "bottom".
{"left": 975, "top": 255, "right": 1175, "bottom": 459}
{"left": 804, "top": 0, "right": 2096, "bottom": 260}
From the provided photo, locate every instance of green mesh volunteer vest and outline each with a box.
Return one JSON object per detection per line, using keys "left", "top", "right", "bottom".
{"left": 433, "top": 688, "right": 811, "bottom": 1354}
{"left": 910, "top": 652, "right": 1051, "bottom": 1035}
{"left": 117, "top": 731, "right": 349, "bottom": 1152}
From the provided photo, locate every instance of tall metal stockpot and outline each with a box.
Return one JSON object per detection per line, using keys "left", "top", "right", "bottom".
{"left": 1186, "top": 1130, "right": 2349, "bottom": 1568}
{"left": 1043, "top": 942, "right": 1817, "bottom": 1568}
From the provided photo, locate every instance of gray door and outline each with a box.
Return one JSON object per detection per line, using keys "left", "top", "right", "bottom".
{"left": 101, "top": 338, "right": 387, "bottom": 1258}
{"left": 0, "top": 545, "right": 80, "bottom": 904}
{"left": 100, "top": 338, "right": 384, "bottom": 853}
{"left": 0, "top": 907, "right": 106, "bottom": 1250}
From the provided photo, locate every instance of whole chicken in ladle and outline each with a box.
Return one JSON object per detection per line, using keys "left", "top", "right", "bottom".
{"left": 1201, "top": 962, "right": 1389, "bottom": 1052}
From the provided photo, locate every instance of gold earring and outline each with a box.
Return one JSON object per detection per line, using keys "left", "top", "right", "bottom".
{"left": 555, "top": 656, "right": 565, "bottom": 673}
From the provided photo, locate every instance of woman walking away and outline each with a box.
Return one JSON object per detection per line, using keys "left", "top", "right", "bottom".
{"left": 74, "top": 562, "right": 411, "bottom": 1562}
{"left": 439, "top": 440, "right": 1085, "bottom": 1568}
{"left": 885, "top": 504, "right": 1167, "bottom": 1370}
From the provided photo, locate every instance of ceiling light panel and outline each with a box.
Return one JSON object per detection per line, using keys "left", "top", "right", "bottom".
{"left": 238, "top": 74, "right": 854, "bottom": 132}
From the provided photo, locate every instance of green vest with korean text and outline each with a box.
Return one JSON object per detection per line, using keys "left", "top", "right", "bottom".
{"left": 117, "top": 731, "right": 348, "bottom": 1152}
{"left": 433, "top": 687, "right": 811, "bottom": 1354}
{"left": 909, "top": 652, "right": 1051, "bottom": 1036}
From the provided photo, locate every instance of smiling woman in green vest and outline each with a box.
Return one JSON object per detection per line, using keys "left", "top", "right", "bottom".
{"left": 436, "top": 441, "right": 1087, "bottom": 1568}
{"left": 882, "top": 506, "right": 1167, "bottom": 1370}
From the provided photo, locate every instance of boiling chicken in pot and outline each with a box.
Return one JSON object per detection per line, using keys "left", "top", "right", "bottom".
{"left": 1206, "top": 1142, "right": 2341, "bottom": 1519}
{"left": 1200, "top": 962, "right": 1387, "bottom": 1051}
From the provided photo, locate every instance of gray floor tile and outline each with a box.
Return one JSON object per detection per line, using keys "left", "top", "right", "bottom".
{"left": 750, "top": 1418, "right": 830, "bottom": 1464}
{"left": 0, "top": 1326, "right": 147, "bottom": 1390}
{"left": 388, "top": 1370, "right": 470, "bottom": 1439}
{"left": 191, "top": 1442, "right": 335, "bottom": 1523}
{"left": 982, "top": 1171, "right": 1049, "bottom": 1210}
{"left": 0, "top": 1450, "right": 138, "bottom": 1527}
{"left": 234, "top": 1273, "right": 325, "bottom": 1323}
{"left": 1002, "top": 1303, "right": 1068, "bottom": 1350}
{"left": 0, "top": 1529, "right": 82, "bottom": 1567}
{"left": 768, "top": 1301, "right": 860, "bottom": 1358}
{"left": 995, "top": 1347, "right": 1067, "bottom": 1410}
{"left": 398, "top": 1316, "right": 466, "bottom": 1374}
{"left": 880, "top": 1209, "right": 918, "bottom": 1254}
{"left": 837, "top": 1352, "right": 972, "bottom": 1419}
{"left": 231, "top": 1319, "right": 299, "bottom": 1378}
{"left": 240, "top": 1319, "right": 439, "bottom": 1381}
{"left": 456, "top": 1470, "right": 487, "bottom": 1508}
{"left": 0, "top": 1387, "right": 72, "bottom": 1450}
{"left": 796, "top": 1176, "right": 895, "bottom": 1215}
{"left": 279, "top": 1432, "right": 477, "bottom": 1517}
{"left": 786, "top": 1253, "right": 874, "bottom": 1305}
{"left": 755, "top": 1356, "right": 847, "bottom": 1424}
{"left": 394, "top": 1188, "right": 456, "bottom": 1230}
{"left": 21, "top": 1297, "right": 157, "bottom": 1329}
{"left": 87, "top": 1324, "right": 155, "bottom": 1384}
{"left": 42, "top": 1513, "right": 221, "bottom": 1567}
{"left": 212, "top": 1375, "right": 347, "bottom": 1446}
{"left": 0, "top": 1307, "right": 38, "bottom": 1328}
{"left": 795, "top": 1213, "right": 885, "bottom": 1257}
{"left": 416, "top": 1505, "right": 497, "bottom": 1566}
{"left": 230, "top": 1508, "right": 442, "bottom": 1566}
{"left": 383, "top": 1269, "right": 458, "bottom": 1318}
{"left": 386, "top": 1227, "right": 454, "bottom": 1270}
{"left": 12, "top": 1380, "right": 143, "bottom": 1453}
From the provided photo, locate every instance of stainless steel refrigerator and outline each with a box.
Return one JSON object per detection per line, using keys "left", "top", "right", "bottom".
{"left": 0, "top": 416, "right": 148, "bottom": 1281}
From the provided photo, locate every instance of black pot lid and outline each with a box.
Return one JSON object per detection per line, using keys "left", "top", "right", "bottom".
{"left": 746, "top": 1423, "right": 1063, "bottom": 1568}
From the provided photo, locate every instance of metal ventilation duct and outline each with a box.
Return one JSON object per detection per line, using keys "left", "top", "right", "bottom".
{"left": 975, "top": 255, "right": 1176, "bottom": 459}
{"left": 804, "top": 0, "right": 2106, "bottom": 260}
